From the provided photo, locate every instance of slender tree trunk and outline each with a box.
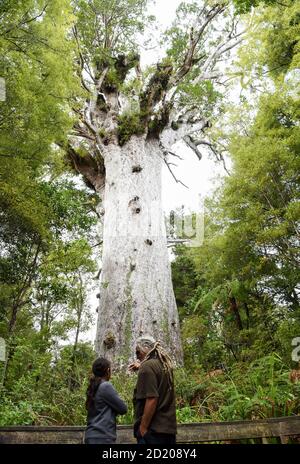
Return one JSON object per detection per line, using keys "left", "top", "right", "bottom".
{"left": 2, "top": 299, "right": 29, "bottom": 387}
{"left": 95, "top": 136, "right": 183, "bottom": 367}
{"left": 229, "top": 296, "right": 243, "bottom": 331}
{"left": 69, "top": 310, "right": 82, "bottom": 391}
{"left": 244, "top": 302, "right": 250, "bottom": 329}
{"left": 71, "top": 282, "right": 84, "bottom": 363}
{"left": 73, "top": 315, "right": 81, "bottom": 356}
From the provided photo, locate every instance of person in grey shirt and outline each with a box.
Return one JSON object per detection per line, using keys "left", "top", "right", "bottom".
{"left": 85, "top": 357, "right": 127, "bottom": 444}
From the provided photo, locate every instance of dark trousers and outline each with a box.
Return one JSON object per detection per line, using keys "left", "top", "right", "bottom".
{"left": 137, "top": 431, "right": 176, "bottom": 445}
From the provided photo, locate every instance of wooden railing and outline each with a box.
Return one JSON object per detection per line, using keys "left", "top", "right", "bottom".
{"left": 0, "top": 416, "right": 299, "bottom": 444}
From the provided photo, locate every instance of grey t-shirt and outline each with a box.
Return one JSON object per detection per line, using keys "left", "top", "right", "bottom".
{"left": 85, "top": 380, "right": 127, "bottom": 443}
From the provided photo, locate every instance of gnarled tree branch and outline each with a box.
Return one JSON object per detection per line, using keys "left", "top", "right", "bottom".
{"left": 60, "top": 142, "right": 106, "bottom": 193}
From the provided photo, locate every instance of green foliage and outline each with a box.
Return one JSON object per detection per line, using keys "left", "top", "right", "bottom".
{"left": 0, "top": 0, "right": 98, "bottom": 400}
{"left": 0, "top": 0, "right": 78, "bottom": 166}
{"left": 110, "top": 373, "right": 136, "bottom": 425}
{"left": 217, "top": 355, "right": 300, "bottom": 420}
{"left": 0, "top": 342, "right": 96, "bottom": 425}
{"left": 41, "top": 181, "right": 97, "bottom": 236}
{"left": 174, "top": 355, "right": 300, "bottom": 423}
{"left": 171, "top": 246, "right": 200, "bottom": 319}
{"left": 235, "top": 1, "right": 300, "bottom": 81}
{"left": 0, "top": 0, "right": 89, "bottom": 337}
{"left": 177, "top": 80, "right": 223, "bottom": 119}
{"left": 2, "top": 355, "right": 299, "bottom": 426}
{"left": 232, "top": 0, "right": 280, "bottom": 14}
{"left": 175, "top": 91, "right": 300, "bottom": 366}
{"left": 170, "top": 0, "right": 300, "bottom": 412}
{"left": 162, "top": 2, "right": 229, "bottom": 121}
{"left": 0, "top": 0, "right": 100, "bottom": 427}
{"left": 0, "top": 179, "right": 97, "bottom": 340}
{"left": 0, "top": 397, "right": 47, "bottom": 426}
{"left": 117, "top": 111, "right": 145, "bottom": 145}
{"left": 74, "top": 0, "right": 153, "bottom": 62}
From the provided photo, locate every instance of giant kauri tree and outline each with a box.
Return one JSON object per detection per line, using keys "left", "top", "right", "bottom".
{"left": 67, "top": 0, "right": 243, "bottom": 366}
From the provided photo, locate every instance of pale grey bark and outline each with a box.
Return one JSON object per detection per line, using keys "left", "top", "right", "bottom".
{"left": 95, "top": 136, "right": 183, "bottom": 367}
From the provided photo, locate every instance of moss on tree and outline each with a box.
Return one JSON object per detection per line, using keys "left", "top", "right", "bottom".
{"left": 117, "top": 111, "right": 146, "bottom": 146}
{"left": 140, "top": 61, "right": 173, "bottom": 119}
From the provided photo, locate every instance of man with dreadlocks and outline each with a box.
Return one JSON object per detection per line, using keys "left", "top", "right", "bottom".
{"left": 128, "top": 335, "right": 176, "bottom": 444}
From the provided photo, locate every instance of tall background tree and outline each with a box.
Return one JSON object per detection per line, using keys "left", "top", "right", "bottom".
{"left": 0, "top": 0, "right": 97, "bottom": 399}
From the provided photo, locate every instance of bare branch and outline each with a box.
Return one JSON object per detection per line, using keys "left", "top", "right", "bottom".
{"left": 91, "top": 241, "right": 103, "bottom": 248}
{"left": 72, "top": 25, "right": 93, "bottom": 94}
{"left": 160, "top": 118, "right": 209, "bottom": 148}
{"left": 3, "top": 37, "right": 43, "bottom": 64}
{"left": 189, "top": 138, "right": 230, "bottom": 174}
{"left": 196, "top": 18, "right": 247, "bottom": 83}
{"left": 183, "top": 135, "right": 203, "bottom": 161}
{"left": 59, "top": 142, "right": 105, "bottom": 193}
{"left": 164, "top": 158, "right": 189, "bottom": 189}
{"left": 72, "top": 123, "right": 96, "bottom": 141}
{"left": 215, "top": 74, "right": 239, "bottom": 86}
{"left": 172, "top": 3, "right": 227, "bottom": 85}
{"left": 72, "top": 106, "right": 99, "bottom": 141}
{"left": 1, "top": 3, "right": 48, "bottom": 36}
{"left": 158, "top": 141, "right": 183, "bottom": 160}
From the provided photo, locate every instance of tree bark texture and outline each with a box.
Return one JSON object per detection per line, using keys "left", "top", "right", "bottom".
{"left": 95, "top": 136, "right": 183, "bottom": 367}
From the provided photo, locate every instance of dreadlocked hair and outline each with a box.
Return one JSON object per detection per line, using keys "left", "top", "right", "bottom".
{"left": 142, "top": 341, "right": 174, "bottom": 390}
{"left": 85, "top": 357, "right": 111, "bottom": 411}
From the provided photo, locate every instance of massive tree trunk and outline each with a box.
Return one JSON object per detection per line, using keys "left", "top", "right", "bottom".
{"left": 95, "top": 136, "right": 183, "bottom": 366}
{"left": 67, "top": 2, "right": 235, "bottom": 367}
